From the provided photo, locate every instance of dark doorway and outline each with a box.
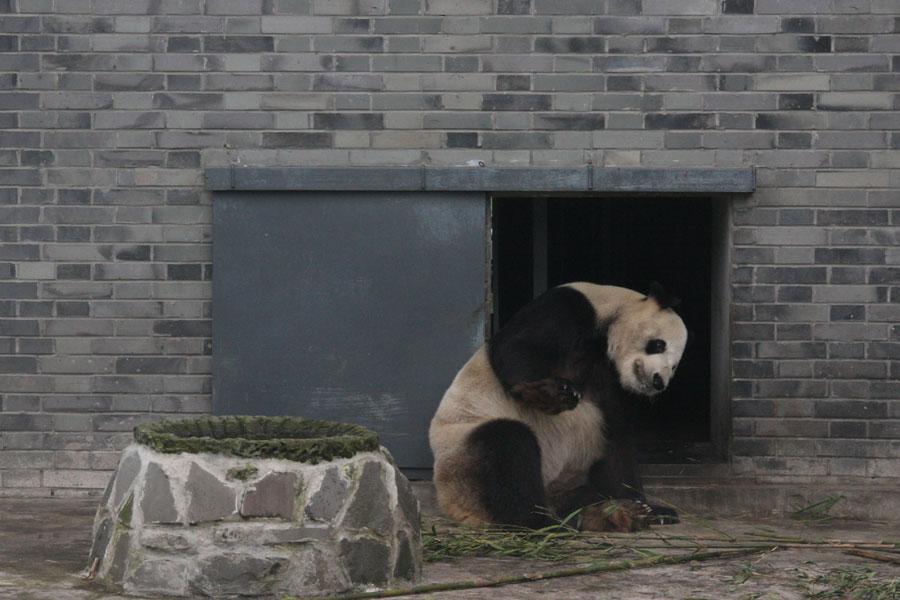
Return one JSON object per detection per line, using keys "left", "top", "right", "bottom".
{"left": 491, "top": 197, "right": 715, "bottom": 463}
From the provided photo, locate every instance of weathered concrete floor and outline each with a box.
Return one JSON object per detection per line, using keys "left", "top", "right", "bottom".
{"left": 0, "top": 498, "right": 897, "bottom": 599}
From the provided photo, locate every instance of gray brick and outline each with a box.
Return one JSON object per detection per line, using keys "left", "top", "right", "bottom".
{"left": 481, "top": 132, "right": 551, "bottom": 149}
{"left": 814, "top": 323, "right": 886, "bottom": 341}
{"left": 533, "top": 113, "right": 605, "bottom": 130}
{"left": 316, "top": 35, "right": 384, "bottom": 52}
{"left": 0, "top": 16, "right": 40, "bottom": 32}
{"left": 423, "top": 112, "right": 491, "bottom": 129}
{"left": 481, "top": 93, "right": 551, "bottom": 111}
{"left": 313, "top": 112, "right": 384, "bottom": 129}
{"left": 594, "top": 17, "right": 665, "bottom": 34}
{"left": 645, "top": 113, "right": 715, "bottom": 129}
{"left": 777, "top": 322, "right": 812, "bottom": 339}
{"left": 815, "top": 248, "right": 885, "bottom": 265}
{"left": 261, "top": 16, "right": 331, "bottom": 33}
{"left": 755, "top": 419, "right": 828, "bottom": 440}
{"left": 534, "top": 0, "right": 602, "bottom": 12}
{"left": 261, "top": 132, "right": 333, "bottom": 148}
{"left": 869, "top": 268, "right": 900, "bottom": 284}
{"left": 498, "top": 0, "right": 531, "bottom": 14}
{"left": 534, "top": 36, "right": 604, "bottom": 53}
{"left": 94, "top": 112, "right": 164, "bottom": 130}
{"left": 153, "top": 320, "right": 211, "bottom": 337}
{"left": 373, "top": 54, "right": 441, "bottom": 71}
{"left": 815, "top": 361, "right": 887, "bottom": 380}
{"left": 819, "top": 92, "right": 894, "bottom": 111}
{"left": 204, "top": 35, "right": 274, "bottom": 53}
{"left": 642, "top": 0, "right": 716, "bottom": 14}
{"left": 206, "top": 0, "right": 265, "bottom": 14}
{"left": 94, "top": 74, "right": 165, "bottom": 92}
{"left": 313, "top": 73, "right": 382, "bottom": 91}
{"left": 755, "top": 304, "right": 827, "bottom": 322}
{"left": 478, "top": 16, "right": 553, "bottom": 34}
{"left": 869, "top": 304, "right": 900, "bottom": 322}
{"left": 153, "top": 93, "right": 225, "bottom": 110}
{"left": 201, "top": 112, "right": 273, "bottom": 129}
{"left": 0, "top": 132, "right": 40, "bottom": 147}
{"left": 757, "top": 268, "right": 828, "bottom": 284}
{"left": 444, "top": 56, "right": 481, "bottom": 73}
{"left": 817, "top": 15, "right": 894, "bottom": 33}
{"left": 116, "top": 358, "right": 186, "bottom": 374}
{"left": 532, "top": 74, "right": 604, "bottom": 91}
{"left": 373, "top": 17, "right": 439, "bottom": 34}
{"left": 757, "top": 342, "right": 827, "bottom": 359}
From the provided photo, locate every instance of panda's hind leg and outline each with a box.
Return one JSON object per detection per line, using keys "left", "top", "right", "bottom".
{"left": 465, "top": 419, "right": 553, "bottom": 529}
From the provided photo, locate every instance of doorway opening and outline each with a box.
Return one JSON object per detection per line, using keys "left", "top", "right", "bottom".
{"left": 490, "top": 196, "right": 728, "bottom": 463}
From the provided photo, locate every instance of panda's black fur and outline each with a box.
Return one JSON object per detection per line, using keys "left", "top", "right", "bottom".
{"left": 429, "top": 282, "right": 687, "bottom": 530}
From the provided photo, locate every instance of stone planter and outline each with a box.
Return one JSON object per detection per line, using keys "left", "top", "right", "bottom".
{"left": 88, "top": 416, "right": 421, "bottom": 597}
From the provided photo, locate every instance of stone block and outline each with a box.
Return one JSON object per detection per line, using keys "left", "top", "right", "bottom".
{"left": 140, "top": 530, "right": 194, "bottom": 553}
{"left": 140, "top": 463, "right": 178, "bottom": 524}
{"left": 395, "top": 469, "right": 421, "bottom": 535}
{"left": 342, "top": 461, "right": 393, "bottom": 535}
{"left": 339, "top": 537, "right": 391, "bottom": 585}
{"left": 306, "top": 467, "right": 350, "bottom": 522}
{"left": 89, "top": 515, "right": 114, "bottom": 566}
{"left": 128, "top": 558, "right": 188, "bottom": 597}
{"left": 241, "top": 472, "right": 297, "bottom": 519}
{"left": 110, "top": 450, "right": 141, "bottom": 511}
{"left": 186, "top": 463, "right": 236, "bottom": 523}
{"left": 276, "top": 546, "right": 347, "bottom": 594}
{"left": 394, "top": 531, "right": 418, "bottom": 580}
{"left": 105, "top": 530, "right": 131, "bottom": 584}
{"left": 191, "top": 553, "right": 287, "bottom": 597}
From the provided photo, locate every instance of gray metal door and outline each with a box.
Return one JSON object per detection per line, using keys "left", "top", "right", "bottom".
{"left": 212, "top": 191, "right": 487, "bottom": 472}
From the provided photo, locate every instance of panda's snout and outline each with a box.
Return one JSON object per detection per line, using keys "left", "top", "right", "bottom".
{"left": 652, "top": 373, "right": 665, "bottom": 391}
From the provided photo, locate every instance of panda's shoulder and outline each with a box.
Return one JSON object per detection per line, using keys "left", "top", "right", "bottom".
{"left": 533, "top": 285, "right": 599, "bottom": 320}
{"left": 493, "top": 285, "right": 599, "bottom": 342}
{"left": 564, "top": 282, "right": 643, "bottom": 307}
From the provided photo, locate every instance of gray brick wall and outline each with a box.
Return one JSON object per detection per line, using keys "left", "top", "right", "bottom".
{"left": 0, "top": 0, "right": 898, "bottom": 495}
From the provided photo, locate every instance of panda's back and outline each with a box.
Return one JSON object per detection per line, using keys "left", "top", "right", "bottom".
{"left": 429, "top": 346, "right": 519, "bottom": 460}
{"left": 429, "top": 345, "right": 606, "bottom": 491}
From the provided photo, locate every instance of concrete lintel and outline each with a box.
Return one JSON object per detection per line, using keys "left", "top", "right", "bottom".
{"left": 593, "top": 167, "right": 756, "bottom": 193}
{"left": 225, "top": 166, "right": 424, "bottom": 191}
{"left": 425, "top": 167, "right": 588, "bottom": 191}
{"left": 205, "top": 166, "right": 755, "bottom": 194}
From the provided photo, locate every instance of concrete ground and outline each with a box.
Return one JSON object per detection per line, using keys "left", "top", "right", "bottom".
{"left": 0, "top": 496, "right": 897, "bottom": 600}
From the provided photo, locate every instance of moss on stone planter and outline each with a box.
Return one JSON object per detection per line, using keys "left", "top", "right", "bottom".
{"left": 226, "top": 464, "right": 259, "bottom": 482}
{"left": 134, "top": 416, "right": 380, "bottom": 463}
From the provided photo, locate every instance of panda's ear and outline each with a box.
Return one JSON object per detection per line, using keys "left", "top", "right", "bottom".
{"left": 646, "top": 281, "right": 681, "bottom": 310}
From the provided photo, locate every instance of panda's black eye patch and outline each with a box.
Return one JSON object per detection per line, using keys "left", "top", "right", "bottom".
{"left": 645, "top": 339, "right": 666, "bottom": 354}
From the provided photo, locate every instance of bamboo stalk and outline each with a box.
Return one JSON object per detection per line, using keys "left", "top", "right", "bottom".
{"left": 298, "top": 547, "right": 770, "bottom": 600}
{"left": 844, "top": 548, "right": 900, "bottom": 566}
{"left": 603, "top": 542, "right": 898, "bottom": 550}
{"left": 573, "top": 535, "right": 896, "bottom": 547}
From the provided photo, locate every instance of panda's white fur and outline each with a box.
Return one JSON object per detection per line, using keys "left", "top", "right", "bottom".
{"left": 431, "top": 347, "right": 606, "bottom": 503}
{"left": 429, "top": 282, "right": 687, "bottom": 526}
{"left": 573, "top": 282, "right": 687, "bottom": 396}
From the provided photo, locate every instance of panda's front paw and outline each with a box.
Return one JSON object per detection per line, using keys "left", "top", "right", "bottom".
{"left": 510, "top": 378, "right": 581, "bottom": 415}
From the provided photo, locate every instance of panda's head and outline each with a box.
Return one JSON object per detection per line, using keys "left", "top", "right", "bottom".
{"left": 606, "top": 283, "right": 688, "bottom": 397}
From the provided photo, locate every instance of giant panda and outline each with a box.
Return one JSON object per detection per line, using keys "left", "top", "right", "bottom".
{"left": 429, "top": 282, "right": 688, "bottom": 532}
